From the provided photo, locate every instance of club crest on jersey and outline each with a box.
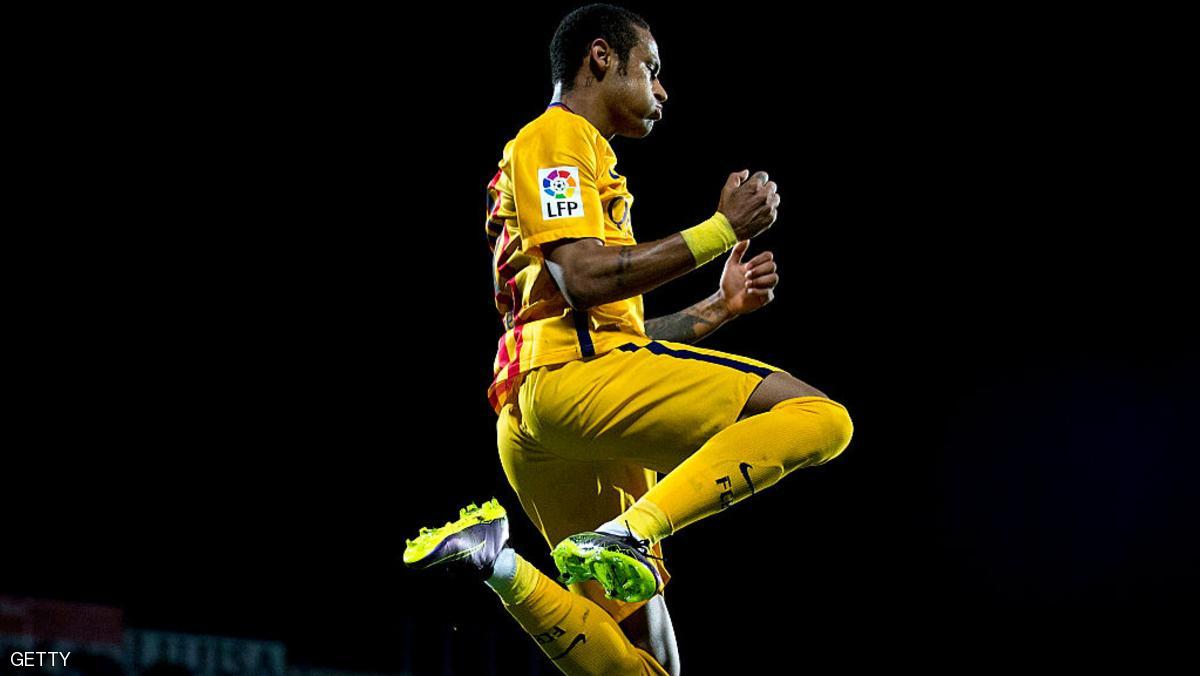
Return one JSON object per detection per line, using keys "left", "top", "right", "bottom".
{"left": 539, "top": 166, "right": 584, "bottom": 220}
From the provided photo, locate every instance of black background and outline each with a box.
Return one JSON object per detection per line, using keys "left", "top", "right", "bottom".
{"left": 7, "top": 3, "right": 1197, "bottom": 673}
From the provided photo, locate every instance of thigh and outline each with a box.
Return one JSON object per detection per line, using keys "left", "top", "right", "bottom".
{"left": 497, "top": 399, "right": 672, "bottom": 624}
{"left": 522, "top": 339, "right": 786, "bottom": 473}
{"left": 739, "top": 371, "right": 829, "bottom": 420}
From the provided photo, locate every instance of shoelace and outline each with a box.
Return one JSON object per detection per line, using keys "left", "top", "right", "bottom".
{"left": 620, "top": 520, "right": 664, "bottom": 562}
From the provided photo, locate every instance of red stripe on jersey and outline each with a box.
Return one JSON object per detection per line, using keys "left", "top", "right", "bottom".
{"left": 498, "top": 226, "right": 512, "bottom": 255}
{"left": 506, "top": 324, "right": 525, "bottom": 379}
{"left": 506, "top": 277, "right": 521, "bottom": 317}
{"left": 495, "top": 331, "right": 514, "bottom": 371}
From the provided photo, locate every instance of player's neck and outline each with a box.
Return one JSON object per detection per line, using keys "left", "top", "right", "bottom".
{"left": 551, "top": 83, "right": 616, "bottom": 139}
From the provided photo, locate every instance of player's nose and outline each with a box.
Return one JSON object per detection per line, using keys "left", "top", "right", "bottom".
{"left": 654, "top": 79, "right": 668, "bottom": 104}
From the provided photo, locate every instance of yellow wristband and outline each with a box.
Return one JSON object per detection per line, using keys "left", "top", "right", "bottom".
{"left": 680, "top": 212, "right": 737, "bottom": 267}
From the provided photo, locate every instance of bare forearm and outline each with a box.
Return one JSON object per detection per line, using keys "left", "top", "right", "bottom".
{"left": 570, "top": 234, "right": 697, "bottom": 308}
{"left": 644, "top": 292, "right": 732, "bottom": 344}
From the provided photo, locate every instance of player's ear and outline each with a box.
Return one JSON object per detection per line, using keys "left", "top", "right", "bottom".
{"left": 588, "top": 38, "right": 612, "bottom": 77}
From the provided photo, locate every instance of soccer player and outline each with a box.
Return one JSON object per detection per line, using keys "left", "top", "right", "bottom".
{"left": 404, "top": 4, "right": 854, "bottom": 674}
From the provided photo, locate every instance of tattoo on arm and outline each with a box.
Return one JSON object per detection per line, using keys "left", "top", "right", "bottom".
{"left": 645, "top": 294, "right": 729, "bottom": 344}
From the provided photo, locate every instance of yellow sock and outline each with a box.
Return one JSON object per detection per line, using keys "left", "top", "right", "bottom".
{"left": 500, "top": 553, "right": 668, "bottom": 675}
{"left": 619, "top": 396, "right": 854, "bottom": 545}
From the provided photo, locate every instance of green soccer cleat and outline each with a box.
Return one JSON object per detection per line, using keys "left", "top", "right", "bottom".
{"left": 551, "top": 527, "right": 662, "bottom": 603}
{"left": 403, "top": 499, "right": 510, "bottom": 580}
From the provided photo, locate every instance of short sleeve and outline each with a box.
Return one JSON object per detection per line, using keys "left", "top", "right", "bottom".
{"left": 510, "top": 119, "right": 605, "bottom": 251}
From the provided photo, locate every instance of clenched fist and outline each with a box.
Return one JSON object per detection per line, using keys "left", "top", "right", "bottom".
{"left": 717, "top": 170, "right": 780, "bottom": 240}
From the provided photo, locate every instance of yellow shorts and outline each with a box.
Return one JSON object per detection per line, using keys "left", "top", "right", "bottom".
{"left": 496, "top": 337, "right": 785, "bottom": 622}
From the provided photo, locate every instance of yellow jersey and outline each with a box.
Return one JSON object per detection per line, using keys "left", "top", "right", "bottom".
{"left": 485, "top": 103, "right": 647, "bottom": 414}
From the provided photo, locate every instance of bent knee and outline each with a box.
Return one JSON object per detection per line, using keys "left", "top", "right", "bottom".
{"left": 813, "top": 398, "right": 854, "bottom": 465}
{"left": 778, "top": 397, "right": 854, "bottom": 467}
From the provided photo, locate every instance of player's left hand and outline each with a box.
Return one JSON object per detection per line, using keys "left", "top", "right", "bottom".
{"left": 719, "top": 240, "right": 777, "bottom": 316}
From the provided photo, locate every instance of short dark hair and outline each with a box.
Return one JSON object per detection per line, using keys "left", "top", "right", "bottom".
{"left": 550, "top": 4, "right": 649, "bottom": 92}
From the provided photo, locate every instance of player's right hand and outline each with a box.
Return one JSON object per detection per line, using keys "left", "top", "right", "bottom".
{"left": 717, "top": 170, "right": 780, "bottom": 240}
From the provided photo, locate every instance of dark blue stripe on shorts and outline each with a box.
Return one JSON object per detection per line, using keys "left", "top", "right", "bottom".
{"left": 617, "top": 341, "right": 774, "bottom": 377}
{"left": 573, "top": 310, "right": 595, "bottom": 357}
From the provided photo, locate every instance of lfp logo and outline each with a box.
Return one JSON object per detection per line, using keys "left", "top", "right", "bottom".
{"left": 538, "top": 166, "right": 584, "bottom": 220}
{"left": 543, "top": 169, "right": 576, "bottom": 199}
